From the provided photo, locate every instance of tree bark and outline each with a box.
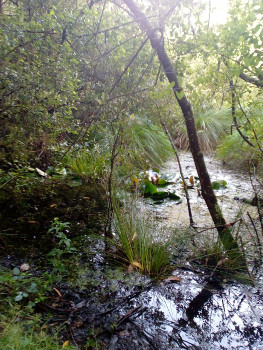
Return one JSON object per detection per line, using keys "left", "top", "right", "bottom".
{"left": 121, "top": 0, "right": 243, "bottom": 257}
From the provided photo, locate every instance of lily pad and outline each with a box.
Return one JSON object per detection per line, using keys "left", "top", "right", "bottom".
{"left": 212, "top": 180, "right": 227, "bottom": 190}
{"left": 144, "top": 179, "right": 157, "bottom": 196}
{"left": 152, "top": 191, "right": 169, "bottom": 200}
{"left": 157, "top": 178, "right": 169, "bottom": 186}
{"left": 168, "top": 192, "right": 181, "bottom": 202}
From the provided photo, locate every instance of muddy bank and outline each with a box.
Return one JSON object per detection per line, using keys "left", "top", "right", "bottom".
{"left": 34, "top": 262, "right": 263, "bottom": 350}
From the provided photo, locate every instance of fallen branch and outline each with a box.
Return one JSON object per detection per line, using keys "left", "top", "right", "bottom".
{"left": 195, "top": 218, "right": 243, "bottom": 234}
{"left": 116, "top": 304, "right": 143, "bottom": 327}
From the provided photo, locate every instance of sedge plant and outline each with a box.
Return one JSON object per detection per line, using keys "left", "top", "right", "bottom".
{"left": 112, "top": 200, "right": 171, "bottom": 276}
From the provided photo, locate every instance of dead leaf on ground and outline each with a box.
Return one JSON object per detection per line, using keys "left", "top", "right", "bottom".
{"left": 36, "top": 168, "right": 48, "bottom": 177}
{"left": 189, "top": 175, "right": 194, "bottom": 185}
{"left": 128, "top": 264, "right": 134, "bottom": 272}
{"left": 53, "top": 287, "right": 63, "bottom": 298}
{"left": 20, "top": 263, "right": 30, "bottom": 272}
{"left": 75, "top": 300, "right": 86, "bottom": 309}
{"left": 131, "top": 261, "right": 142, "bottom": 269}
{"left": 132, "top": 232, "right": 137, "bottom": 241}
{"left": 164, "top": 275, "right": 182, "bottom": 283}
{"left": 63, "top": 340, "right": 70, "bottom": 348}
{"left": 217, "top": 258, "right": 228, "bottom": 267}
{"left": 50, "top": 204, "right": 57, "bottom": 208}
{"left": 73, "top": 321, "right": 84, "bottom": 328}
{"left": 28, "top": 220, "right": 38, "bottom": 224}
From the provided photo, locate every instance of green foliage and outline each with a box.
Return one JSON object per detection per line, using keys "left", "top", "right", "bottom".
{"left": 124, "top": 118, "right": 174, "bottom": 170}
{"left": 0, "top": 309, "right": 74, "bottom": 350}
{"left": 217, "top": 131, "right": 257, "bottom": 169}
{"left": 0, "top": 265, "right": 54, "bottom": 307}
{"left": 113, "top": 202, "right": 171, "bottom": 276}
{"left": 67, "top": 147, "right": 110, "bottom": 181}
{"left": 216, "top": 98, "right": 263, "bottom": 171}
{"left": 0, "top": 0, "right": 82, "bottom": 169}
{"left": 143, "top": 178, "right": 181, "bottom": 201}
{"left": 47, "top": 218, "right": 76, "bottom": 274}
{"left": 212, "top": 180, "right": 227, "bottom": 190}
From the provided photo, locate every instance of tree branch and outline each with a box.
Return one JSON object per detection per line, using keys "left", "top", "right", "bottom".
{"left": 109, "top": 35, "right": 150, "bottom": 94}
{"left": 239, "top": 72, "right": 263, "bottom": 88}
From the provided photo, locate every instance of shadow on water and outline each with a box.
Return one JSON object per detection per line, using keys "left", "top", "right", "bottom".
{"left": 134, "top": 270, "right": 263, "bottom": 349}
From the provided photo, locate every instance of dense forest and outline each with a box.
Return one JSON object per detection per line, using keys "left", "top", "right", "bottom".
{"left": 0, "top": 0, "right": 263, "bottom": 349}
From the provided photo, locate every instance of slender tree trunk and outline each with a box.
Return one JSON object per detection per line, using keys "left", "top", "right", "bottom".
{"left": 122, "top": 0, "right": 243, "bottom": 257}
{"left": 162, "top": 121, "right": 194, "bottom": 227}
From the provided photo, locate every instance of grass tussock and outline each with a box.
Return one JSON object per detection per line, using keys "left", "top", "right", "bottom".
{"left": 128, "top": 118, "right": 174, "bottom": 168}
{"left": 174, "top": 108, "right": 231, "bottom": 152}
{"left": 113, "top": 202, "right": 171, "bottom": 276}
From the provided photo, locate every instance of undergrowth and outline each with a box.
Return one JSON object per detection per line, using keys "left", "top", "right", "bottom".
{"left": 113, "top": 201, "right": 172, "bottom": 276}
{"left": 0, "top": 307, "right": 74, "bottom": 350}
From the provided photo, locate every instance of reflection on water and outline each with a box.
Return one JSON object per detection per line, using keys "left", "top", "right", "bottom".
{"left": 133, "top": 270, "right": 263, "bottom": 349}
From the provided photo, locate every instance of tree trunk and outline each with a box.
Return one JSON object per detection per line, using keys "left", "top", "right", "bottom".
{"left": 122, "top": 0, "right": 243, "bottom": 257}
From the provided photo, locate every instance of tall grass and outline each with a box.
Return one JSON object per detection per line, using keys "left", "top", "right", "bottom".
{"left": 67, "top": 146, "right": 110, "bottom": 180}
{"left": 127, "top": 118, "right": 174, "bottom": 169}
{"left": 67, "top": 118, "right": 173, "bottom": 182}
{"left": 113, "top": 202, "right": 171, "bottom": 276}
{"left": 174, "top": 108, "right": 231, "bottom": 152}
{"left": 216, "top": 131, "right": 255, "bottom": 168}
{"left": 216, "top": 102, "right": 263, "bottom": 172}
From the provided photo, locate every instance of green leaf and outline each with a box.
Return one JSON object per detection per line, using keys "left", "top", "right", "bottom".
{"left": 157, "top": 178, "right": 168, "bottom": 186}
{"left": 175, "top": 90, "right": 184, "bottom": 100}
{"left": 167, "top": 81, "right": 175, "bottom": 89}
{"left": 168, "top": 192, "right": 181, "bottom": 201}
{"left": 12, "top": 267, "right": 20, "bottom": 276}
{"left": 68, "top": 178, "right": 82, "bottom": 187}
{"left": 212, "top": 180, "right": 227, "bottom": 190}
{"left": 152, "top": 191, "right": 169, "bottom": 200}
{"left": 144, "top": 179, "right": 157, "bottom": 196}
{"left": 15, "top": 293, "right": 23, "bottom": 302}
